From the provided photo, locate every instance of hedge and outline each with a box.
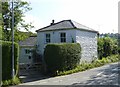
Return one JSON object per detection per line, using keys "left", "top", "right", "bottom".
{"left": 2, "top": 41, "right": 19, "bottom": 81}
{"left": 44, "top": 43, "right": 81, "bottom": 75}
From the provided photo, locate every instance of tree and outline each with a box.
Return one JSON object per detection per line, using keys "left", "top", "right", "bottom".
{"left": 103, "top": 37, "right": 112, "bottom": 57}
{"left": 0, "top": 1, "right": 3, "bottom": 40}
{"left": 98, "top": 37, "right": 118, "bottom": 59}
{"left": 2, "top": 1, "right": 34, "bottom": 41}
{"left": 97, "top": 38, "right": 104, "bottom": 59}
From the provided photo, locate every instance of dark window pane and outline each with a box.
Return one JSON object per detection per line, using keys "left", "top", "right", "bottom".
{"left": 25, "top": 49, "right": 27, "bottom": 54}
{"left": 29, "top": 56, "right": 31, "bottom": 59}
{"left": 60, "top": 33, "right": 66, "bottom": 42}
{"left": 64, "top": 38, "right": 66, "bottom": 42}
{"left": 46, "top": 34, "right": 50, "bottom": 43}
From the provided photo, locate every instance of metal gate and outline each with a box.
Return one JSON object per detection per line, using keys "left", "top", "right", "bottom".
{"left": 19, "top": 63, "right": 43, "bottom": 82}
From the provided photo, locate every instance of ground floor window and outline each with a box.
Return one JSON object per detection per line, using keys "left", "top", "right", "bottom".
{"left": 25, "top": 49, "right": 30, "bottom": 54}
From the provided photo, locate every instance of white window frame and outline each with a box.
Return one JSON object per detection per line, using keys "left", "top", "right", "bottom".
{"left": 60, "top": 32, "right": 66, "bottom": 43}
{"left": 45, "top": 33, "right": 51, "bottom": 43}
{"left": 25, "top": 49, "right": 30, "bottom": 54}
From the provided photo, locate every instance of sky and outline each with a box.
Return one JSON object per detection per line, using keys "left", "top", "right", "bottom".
{"left": 22, "top": 0, "right": 119, "bottom": 34}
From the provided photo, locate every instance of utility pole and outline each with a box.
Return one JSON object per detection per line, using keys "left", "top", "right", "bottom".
{"left": 12, "top": 0, "right": 15, "bottom": 78}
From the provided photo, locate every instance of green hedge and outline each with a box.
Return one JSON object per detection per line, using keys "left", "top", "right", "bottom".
{"left": 44, "top": 43, "right": 81, "bottom": 75}
{"left": 2, "top": 41, "right": 19, "bottom": 81}
{"left": 118, "top": 47, "right": 120, "bottom": 54}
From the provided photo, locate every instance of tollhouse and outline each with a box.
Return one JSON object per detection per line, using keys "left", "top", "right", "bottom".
{"left": 36, "top": 20, "right": 98, "bottom": 62}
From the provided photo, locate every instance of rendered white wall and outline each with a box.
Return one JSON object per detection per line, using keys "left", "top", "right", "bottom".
{"left": 76, "top": 30, "right": 97, "bottom": 62}
{"left": 19, "top": 47, "right": 34, "bottom": 64}
{"left": 37, "top": 29, "right": 76, "bottom": 56}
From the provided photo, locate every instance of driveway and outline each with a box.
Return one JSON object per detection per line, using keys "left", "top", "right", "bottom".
{"left": 15, "top": 62, "right": 120, "bottom": 85}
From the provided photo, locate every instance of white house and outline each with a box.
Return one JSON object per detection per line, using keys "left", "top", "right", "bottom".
{"left": 36, "top": 20, "right": 98, "bottom": 62}
{"left": 19, "top": 36, "right": 37, "bottom": 64}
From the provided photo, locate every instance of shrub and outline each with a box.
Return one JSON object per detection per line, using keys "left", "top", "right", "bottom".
{"left": 2, "top": 76, "right": 20, "bottom": 86}
{"left": 2, "top": 41, "right": 19, "bottom": 81}
{"left": 118, "top": 47, "right": 120, "bottom": 54}
{"left": 103, "top": 37, "right": 113, "bottom": 57}
{"left": 93, "top": 60, "right": 101, "bottom": 67}
{"left": 98, "top": 37, "right": 118, "bottom": 59}
{"left": 97, "top": 38, "right": 104, "bottom": 59}
{"left": 44, "top": 43, "right": 81, "bottom": 75}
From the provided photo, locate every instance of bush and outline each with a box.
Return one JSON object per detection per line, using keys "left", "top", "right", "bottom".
{"left": 97, "top": 38, "right": 104, "bottom": 59}
{"left": 98, "top": 37, "right": 118, "bottom": 59}
{"left": 2, "top": 41, "right": 19, "bottom": 81}
{"left": 2, "top": 76, "right": 20, "bottom": 86}
{"left": 103, "top": 37, "right": 112, "bottom": 57}
{"left": 44, "top": 43, "right": 81, "bottom": 75}
{"left": 118, "top": 47, "right": 120, "bottom": 54}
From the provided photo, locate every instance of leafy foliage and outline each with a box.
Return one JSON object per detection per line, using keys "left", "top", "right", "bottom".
{"left": 97, "top": 37, "right": 118, "bottom": 59}
{"left": 14, "top": 30, "right": 36, "bottom": 42}
{"left": 57, "top": 54, "right": 119, "bottom": 76}
{"left": 44, "top": 43, "right": 81, "bottom": 76}
{"left": 118, "top": 47, "right": 120, "bottom": 54}
{"left": 118, "top": 36, "right": 120, "bottom": 54}
{"left": 0, "top": 3, "right": 3, "bottom": 40}
{"left": 2, "top": 76, "right": 20, "bottom": 86}
{"left": 2, "top": 1, "right": 34, "bottom": 41}
{"left": 97, "top": 38, "right": 104, "bottom": 59}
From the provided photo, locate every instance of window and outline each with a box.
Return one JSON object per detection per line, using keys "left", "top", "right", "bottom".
{"left": 25, "top": 49, "right": 30, "bottom": 54}
{"left": 60, "top": 33, "right": 66, "bottom": 42}
{"left": 46, "top": 33, "right": 50, "bottom": 43}
{"left": 28, "top": 56, "right": 31, "bottom": 59}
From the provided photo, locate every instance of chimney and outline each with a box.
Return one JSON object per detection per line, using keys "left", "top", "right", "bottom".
{"left": 51, "top": 20, "right": 54, "bottom": 25}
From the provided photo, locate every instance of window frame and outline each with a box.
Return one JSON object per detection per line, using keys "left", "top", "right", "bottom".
{"left": 60, "top": 32, "right": 66, "bottom": 43}
{"left": 45, "top": 33, "right": 51, "bottom": 43}
{"left": 25, "top": 49, "right": 30, "bottom": 54}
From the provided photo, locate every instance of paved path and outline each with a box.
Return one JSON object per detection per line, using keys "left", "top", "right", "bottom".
{"left": 18, "top": 62, "right": 120, "bottom": 85}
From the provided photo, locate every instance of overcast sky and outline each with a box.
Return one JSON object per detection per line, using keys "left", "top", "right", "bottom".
{"left": 22, "top": 0, "right": 119, "bottom": 34}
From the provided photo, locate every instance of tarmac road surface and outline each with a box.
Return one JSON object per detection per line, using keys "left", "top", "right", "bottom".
{"left": 12, "top": 62, "right": 120, "bottom": 86}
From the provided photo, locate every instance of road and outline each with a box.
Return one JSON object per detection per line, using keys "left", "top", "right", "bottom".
{"left": 17, "top": 62, "right": 120, "bottom": 85}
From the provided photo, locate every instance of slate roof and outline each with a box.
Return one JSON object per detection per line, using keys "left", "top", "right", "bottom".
{"left": 36, "top": 20, "right": 98, "bottom": 33}
{"left": 19, "top": 36, "right": 37, "bottom": 46}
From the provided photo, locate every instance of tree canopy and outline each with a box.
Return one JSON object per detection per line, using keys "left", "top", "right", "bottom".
{"left": 2, "top": 1, "right": 35, "bottom": 42}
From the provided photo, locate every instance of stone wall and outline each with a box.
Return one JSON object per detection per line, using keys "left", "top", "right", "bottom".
{"left": 76, "top": 30, "right": 97, "bottom": 62}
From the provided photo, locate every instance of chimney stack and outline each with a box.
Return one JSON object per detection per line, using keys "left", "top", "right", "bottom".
{"left": 51, "top": 20, "right": 54, "bottom": 25}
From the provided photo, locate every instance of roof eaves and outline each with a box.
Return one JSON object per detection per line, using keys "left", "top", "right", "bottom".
{"left": 37, "top": 28, "right": 75, "bottom": 32}
{"left": 77, "top": 28, "right": 98, "bottom": 33}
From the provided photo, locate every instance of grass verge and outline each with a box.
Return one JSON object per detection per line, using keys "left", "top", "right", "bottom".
{"left": 1, "top": 76, "right": 21, "bottom": 87}
{"left": 57, "top": 54, "right": 119, "bottom": 76}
